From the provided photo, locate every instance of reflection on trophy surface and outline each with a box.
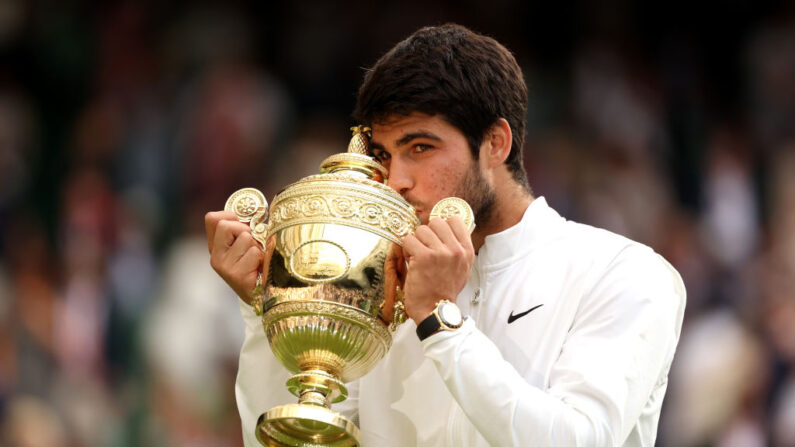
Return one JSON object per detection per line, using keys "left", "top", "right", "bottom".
{"left": 225, "top": 126, "right": 473, "bottom": 447}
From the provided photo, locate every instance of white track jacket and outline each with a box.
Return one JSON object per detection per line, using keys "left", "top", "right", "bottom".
{"left": 235, "top": 197, "right": 686, "bottom": 446}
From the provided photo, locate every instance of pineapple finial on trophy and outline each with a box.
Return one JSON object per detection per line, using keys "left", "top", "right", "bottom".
{"left": 347, "top": 125, "right": 372, "bottom": 155}
{"left": 320, "top": 125, "right": 386, "bottom": 182}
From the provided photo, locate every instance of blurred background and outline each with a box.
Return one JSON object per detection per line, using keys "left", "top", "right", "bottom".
{"left": 0, "top": 0, "right": 793, "bottom": 446}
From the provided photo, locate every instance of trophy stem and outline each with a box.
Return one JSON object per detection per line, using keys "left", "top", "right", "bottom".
{"left": 286, "top": 369, "right": 348, "bottom": 406}
{"left": 298, "top": 389, "right": 330, "bottom": 407}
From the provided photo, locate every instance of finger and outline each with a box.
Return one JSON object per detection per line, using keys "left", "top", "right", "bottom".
{"left": 229, "top": 246, "right": 264, "bottom": 304}
{"left": 445, "top": 216, "right": 474, "bottom": 251}
{"left": 391, "top": 244, "right": 408, "bottom": 279}
{"left": 205, "top": 210, "right": 239, "bottom": 253}
{"left": 428, "top": 217, "right": 460, "bottom": 248}
{"left": 236, "top": 244, "right": 264, "bottom": 275}
{"left": 402, "top": 234, "right": 430, "bottom": 260}
{"left": 226, "top": 231, "right": 259, "bottom": 265}
{"left": 381, "top": 259, "right": 400, "bottom": 323}
{"left": 386, "top": 243, "right": 408, "bottom": 280}
{"left": 413, "top": 225, "right": 444, "bottom": 250}
{"left": 212, "top": 219, "right": 253, "bottom": 256}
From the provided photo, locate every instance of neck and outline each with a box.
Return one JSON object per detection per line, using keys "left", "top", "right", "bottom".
{"left": 471, "top": 180, "right": 533, "bottom": 253}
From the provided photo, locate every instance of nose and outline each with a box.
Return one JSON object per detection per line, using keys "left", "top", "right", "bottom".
{"left": 385, "top": 157, "right": 413, "bottom": 197}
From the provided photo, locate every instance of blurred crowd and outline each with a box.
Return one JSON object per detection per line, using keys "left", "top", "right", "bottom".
{"left": 0, "top": 1, "right": 793, "bottom": 446}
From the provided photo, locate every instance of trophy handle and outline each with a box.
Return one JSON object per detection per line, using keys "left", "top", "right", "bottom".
{"left": 224, "top": 187, "right": 271, "bottom": 245}
{"left": 248, "top": 213, "right": 270, "bottom": 247}
{"left": 225, "top": 188, "right": 271, "bottom": 315}
{"left": 429, "top": 197, "right": 475, "bottom": 233}
{"left": 390, "top": 285, "right": 407, "bottom": 331}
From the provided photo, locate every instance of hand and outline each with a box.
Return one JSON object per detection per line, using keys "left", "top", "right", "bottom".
{"left": 379, "top": 243, "right": 408, "bottom": 324}
{"left": 401, "top": 216, "right": 474, "bottom": 324}
{"left": 205, "top": 210, "right": 267, "bottom": 304}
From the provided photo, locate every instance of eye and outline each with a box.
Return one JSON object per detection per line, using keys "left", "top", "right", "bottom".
{"left": 413, "top": 144, "right": 432, "bottom": 153}
{"left": 371, "top": 149, "right": 391, "bottom": 162}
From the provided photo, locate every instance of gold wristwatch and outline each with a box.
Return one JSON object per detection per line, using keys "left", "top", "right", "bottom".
{"left": 416, "top": 300, "right": 464, "bottom": 341}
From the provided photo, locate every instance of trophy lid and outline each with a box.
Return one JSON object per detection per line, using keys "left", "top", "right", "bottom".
{"left": 319, "top": 126, "right": 388, "bottom": 182}
{"left": 265, "top": 126, "right": 419, "bottom": 244}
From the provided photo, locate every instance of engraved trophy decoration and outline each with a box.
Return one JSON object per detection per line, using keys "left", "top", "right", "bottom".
{"left": 225, "top": 126, "right": 474, "bottom": 446}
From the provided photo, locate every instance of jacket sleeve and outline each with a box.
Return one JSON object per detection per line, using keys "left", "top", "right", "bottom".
{"left": 235, "top": 298, "right": 293, "bottom": 447}
{"left": 421, "top": 246, "right": 686, "bottom": 446}
{"left": 234, "top": 299, "right": 361, "bottom": 447}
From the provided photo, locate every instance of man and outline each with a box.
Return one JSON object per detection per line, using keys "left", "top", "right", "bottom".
{"left": 206, "top": 24, "right": 686, "bottom": 446}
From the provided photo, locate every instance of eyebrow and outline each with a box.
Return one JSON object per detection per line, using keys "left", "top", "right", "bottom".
{"left": 370, "top": 130, "right": 443, "bottom": 151}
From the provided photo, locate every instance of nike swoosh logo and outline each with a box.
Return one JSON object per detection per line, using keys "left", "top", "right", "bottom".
{"left": 507, "top": 304, "right": 543, "bottom": 324}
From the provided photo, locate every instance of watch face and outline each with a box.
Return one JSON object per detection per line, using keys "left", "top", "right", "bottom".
{"left": 438, "top": 302, "right": 463, "bottom": 327}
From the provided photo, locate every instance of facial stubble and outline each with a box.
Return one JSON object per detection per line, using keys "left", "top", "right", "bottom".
{"left": 455, "top": 161, "right": 496, "bottom": 228}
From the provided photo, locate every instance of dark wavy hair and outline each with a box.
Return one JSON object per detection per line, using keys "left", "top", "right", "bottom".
{"left": 354, "top": 24, "right": 529, "bottom": 188}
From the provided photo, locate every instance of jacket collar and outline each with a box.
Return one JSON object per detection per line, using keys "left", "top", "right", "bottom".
{"left": 476, "top": 197, "right": 565, "bottom": 271}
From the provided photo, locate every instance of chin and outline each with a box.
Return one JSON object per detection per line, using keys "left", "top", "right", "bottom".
{"left": 417, "top": 212, "right": 429, "bottom": 225}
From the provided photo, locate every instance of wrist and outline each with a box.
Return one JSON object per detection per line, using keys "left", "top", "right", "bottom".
{"left": 416, "top": 300, "right": 464, "bottom": 341}
{"left": 409, "top": 296, "right": 458, "bottom": 324}
{"left": 409, "top": 303, "right": 437, "bottom": 325}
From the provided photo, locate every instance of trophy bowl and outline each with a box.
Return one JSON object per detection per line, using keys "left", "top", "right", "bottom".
{"left": 226, "top": 127, "right": 474, "bottom": 446}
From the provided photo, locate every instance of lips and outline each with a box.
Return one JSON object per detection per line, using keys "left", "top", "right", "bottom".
{"left": 401, "top": 197, "right": 428, "bottom": 223}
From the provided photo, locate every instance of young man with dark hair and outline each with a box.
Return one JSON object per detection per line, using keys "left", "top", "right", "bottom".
{"left": 206, "top": 24, "right": 686, "bottom": 446}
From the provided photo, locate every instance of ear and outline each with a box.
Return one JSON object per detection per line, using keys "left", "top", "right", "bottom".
{"left": 481, "top": 118, "right": 512, "bottom": 168}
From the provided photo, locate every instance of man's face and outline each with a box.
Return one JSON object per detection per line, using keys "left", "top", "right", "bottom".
{"left": 370, "top": 113, "right": 496, "bottom": 225}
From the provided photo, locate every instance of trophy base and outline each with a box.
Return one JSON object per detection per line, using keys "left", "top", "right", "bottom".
{"left": 256, "top": 404, "right": 360, "bottom": 447}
